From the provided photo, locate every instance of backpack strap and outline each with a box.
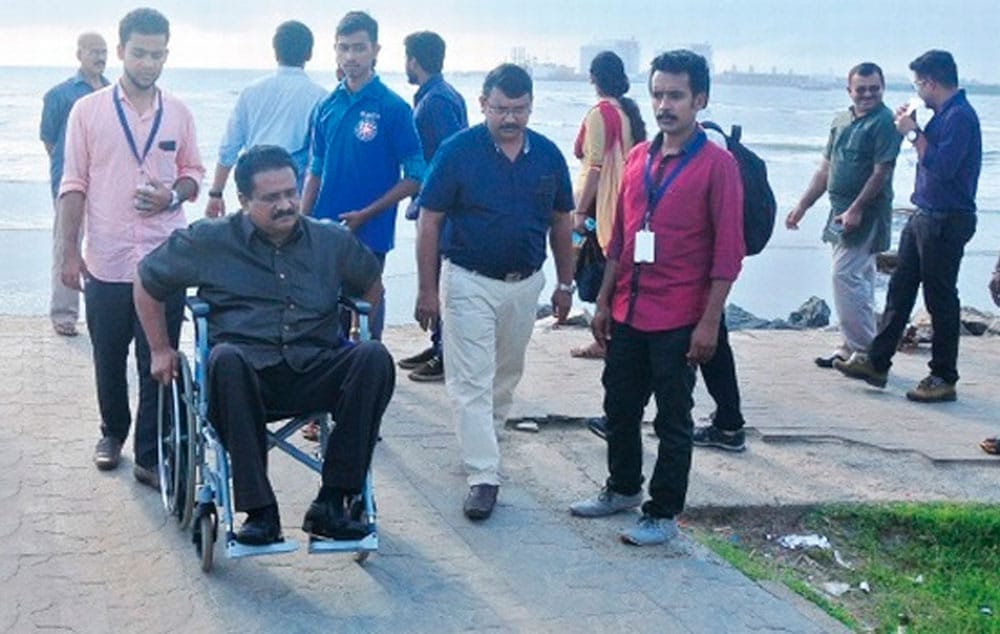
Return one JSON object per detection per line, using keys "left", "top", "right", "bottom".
{"left": 730, "top": 124, "right": 742, "bottom": 144}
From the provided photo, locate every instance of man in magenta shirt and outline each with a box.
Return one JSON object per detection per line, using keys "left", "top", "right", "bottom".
{"left": 58, "top": 8, "right": 204, "bottom": 485}
{"left": 570, "top": 50, "right": 744, "bottom": 546}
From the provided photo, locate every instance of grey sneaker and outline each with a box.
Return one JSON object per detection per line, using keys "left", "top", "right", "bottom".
{"left": 692, "top": 424, "right": 746, "bottom": 452}
{"left": 619, "top": 515, "right": 679, "bottom": 546}
{"left": 833, "top": 352, "right": 888, "bottom": 388}
{"left": 906, "top": 375, "right": 957, "bottom": 402}
{"left": 570, "top": 486, "right": 643, "bottom": 517}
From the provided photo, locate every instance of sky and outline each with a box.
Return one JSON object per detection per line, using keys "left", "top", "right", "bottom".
{"left": 1, "top": 0, "right": 999, "bottom": 82}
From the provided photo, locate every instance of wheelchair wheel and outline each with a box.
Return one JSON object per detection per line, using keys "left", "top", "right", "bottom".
{"left": 157, "top": 351, "right": 198, "bottom": 529}
{"left": 194, "top": 507, "right": 217, "bottom": 573}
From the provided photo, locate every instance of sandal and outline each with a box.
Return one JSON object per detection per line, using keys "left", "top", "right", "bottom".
{"left": 570, "top": 342, "right": 605, "bottom": 360}
{"left": 980, "top": 437, "right": 999, "bottom": 456}
{"left": 53, "top": 322, "right": 78, "bottom": 337}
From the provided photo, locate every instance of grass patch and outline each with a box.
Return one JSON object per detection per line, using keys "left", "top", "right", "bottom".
{"left": 685, "top": 503, "right": 1000, "bottom": 632}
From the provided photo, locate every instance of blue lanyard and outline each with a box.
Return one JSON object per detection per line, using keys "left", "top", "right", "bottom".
{"left": 113, "top": 84, "right": 163, "bottom": 167}
{"left": 642, "top": 130, "right": 707, "bottom": 228}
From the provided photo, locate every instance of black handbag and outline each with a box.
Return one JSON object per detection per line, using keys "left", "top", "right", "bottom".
{"left": 573, "top": 231, "right": 605, "bottom": 303}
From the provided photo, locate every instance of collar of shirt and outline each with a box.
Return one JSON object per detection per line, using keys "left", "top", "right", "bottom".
{"left": 73, "top": 70, "right": 109, "bottom": 88}
{"left": 413, "top": 74, "right": 444, "bottom": 105}
{"left": 275, "top": 64, "right": 308, "bottom": 77}
{"left": 646, "top": 126, "right": 707, "bottom": 163}
{"left": 491, "top": 127, "right": 533, "bottom": 156}
{"left": 334, "top": 74, "right": 385, "bottom": 102}
{"left": 936, "top": 88, "right": 968, "bottom": 115}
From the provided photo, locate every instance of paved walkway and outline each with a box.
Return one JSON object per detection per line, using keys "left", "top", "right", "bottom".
{"left": 6, "top": 314, "right": 999, "bottom": 632}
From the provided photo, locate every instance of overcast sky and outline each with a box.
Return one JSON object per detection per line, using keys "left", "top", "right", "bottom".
{"left": 1, "top": 0, "right": 998, "bottom": 82}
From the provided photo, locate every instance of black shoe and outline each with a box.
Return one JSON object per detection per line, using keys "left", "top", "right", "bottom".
{"left": 398, "top": 347, "right": 435, "bottom": 370}
{"left": 235, "top": 505, "right": 282, "bottom": 545}
{"left": 408, "top": 355, "right": 444, "bottom": 382}
{"left": 133, "top": 463, "right": 160, "bottom": 490}
{"left": 463, "top": 484, "right": 499, "bottom": 520}
{"left": 585, "top": 416, "right": 608, "bottom": 441}
{"left": 302, "top": 499, "right": 369, "bottom": 540}
{"left": 692, "top": 424, "right": 746, "bottom": 452}
{"left": 814, "top": 353, "right": 847, "bottom": 369}
{"left": 94, "top": 437, "right": 123, "bottom": 471}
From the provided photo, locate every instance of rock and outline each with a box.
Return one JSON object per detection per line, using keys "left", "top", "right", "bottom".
{"left": 787, "top": 296, "right": 830, "bottom": 329}
{"left": 725, "top": 304, "right": 772, "bottom": 331}
{"left": 535, "top": 304, "right": 554, "bottom": 320}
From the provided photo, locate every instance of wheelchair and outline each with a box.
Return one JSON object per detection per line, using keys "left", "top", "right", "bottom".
{"left": 157, "top": 297, "right": 378, "bottom": 572}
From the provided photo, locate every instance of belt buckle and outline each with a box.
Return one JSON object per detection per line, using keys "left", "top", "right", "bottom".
{"left": 503, "top": 272, "right": 524, "bottom": 282}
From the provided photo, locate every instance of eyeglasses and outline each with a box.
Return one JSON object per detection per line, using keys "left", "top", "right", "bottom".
{"left": 912, "top": 79, "right": 928, "bottom": 89}
{"left": 486, "top": 104, "right": 531, "bottom": 118}
{"left": 854, "top": 85, "right": 882, "bottom": 94}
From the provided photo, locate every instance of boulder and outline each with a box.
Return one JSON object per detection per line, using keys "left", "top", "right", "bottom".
{"left": 787, "top": 296, "right": 830, "bottom": 329}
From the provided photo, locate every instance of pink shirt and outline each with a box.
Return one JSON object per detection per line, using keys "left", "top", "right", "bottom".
{"left": 59, "top": 81, "right": 204, "bottom": 283}
{"left": 607, "top": 130, "right": 744, "bottom": 332}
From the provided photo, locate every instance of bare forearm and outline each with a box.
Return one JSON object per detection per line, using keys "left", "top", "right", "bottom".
{"left": 416, "top": 210, "right": 443, "bottom": 293}
{"left": 549, "top": 211, "right": 575, "bottom": 283}
{"left": 846, "top": 163, "right": 893, "bottom": 212}
{"left": 58, "top": 192, "right": 85, "bottom": 257}
{"left": 173, "top": 176, "right": 198, "bottom": 203}
{"left": 209, "top": 163, "right": 232, "bottom": 194}
{"left": 794, "top": 163, "right": 830, "bottom": 213}
{"left": 575, "top": 167, "right": 600, "bottom": 218}
{"left": 301, "top": 173, "right": 320, "bottom": 216}
{"left": 700, "top": 280, "right": 734, "bottom": 328}
{"left": 361, "top": 179, "right": 420, "bottom": 222}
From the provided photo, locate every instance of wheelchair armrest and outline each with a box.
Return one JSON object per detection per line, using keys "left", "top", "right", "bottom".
{"left": 186, "top": 296, "right": 209, "bottom": 318}
{"left": 339, "top": 296, "right": 371, "bottom": 316}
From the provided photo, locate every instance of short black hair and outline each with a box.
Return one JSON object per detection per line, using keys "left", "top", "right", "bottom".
{"left": 910, "top": 49, "right": 959, "bottom": 89}
{"left": 273, "top": 21, "right": 313, "bottom": 67}
{"left": 848, "top": 62, "right": 885, "bottom": 85}
{"left": 404, "top": 31, "right": 446, "bottom": 75}
{"left": 648, "top": 49, "right": 710, "bottom": 102}
{"left": 336, "top": 11, "right": 378, "bottom": 44}
{"left": 482, "top": 63, "right": 532, "bottom": 99}
{"left": 119, "top": 7, "right": 169, "bottom": 46}
{"left": 234, "top": 145, "right": 297, "bottom": 198}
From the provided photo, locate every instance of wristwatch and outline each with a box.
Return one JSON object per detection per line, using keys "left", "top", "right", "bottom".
{"left": 166, "top": 189, "right": 182, "bottom": 211}
{"left": 905, "top": 128, "right": 921, "bottom": 143}
{"left": 556, "top": 281, "right": 576, "bottom": 294}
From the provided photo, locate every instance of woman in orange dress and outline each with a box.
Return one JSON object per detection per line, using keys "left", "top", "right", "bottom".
{"left": 570, "top": 51, "right": 646, "bottom": 359}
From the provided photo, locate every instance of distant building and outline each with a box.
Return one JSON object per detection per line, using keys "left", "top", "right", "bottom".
{"left": 579, "top": 38, "right": 641, "bottom": 76}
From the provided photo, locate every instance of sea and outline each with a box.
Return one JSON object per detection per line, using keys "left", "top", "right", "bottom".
{"left": 2, "top": 66, "right": 999, "bottom": 323}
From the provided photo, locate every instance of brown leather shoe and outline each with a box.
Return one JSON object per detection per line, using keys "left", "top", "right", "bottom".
{"left": 463, "top": 484, "right": 499, "bottom": 520}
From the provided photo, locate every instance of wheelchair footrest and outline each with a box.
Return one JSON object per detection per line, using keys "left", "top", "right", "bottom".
{"left": 308, "top": 531, "right": 378, "bottom": 554}
{"left": 226, "top": 537, "right": 299, "bottom": 558}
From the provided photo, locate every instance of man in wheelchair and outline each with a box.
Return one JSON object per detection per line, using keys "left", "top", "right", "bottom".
{"left": 134, "top": 145, "right": 395, "bottom": 545}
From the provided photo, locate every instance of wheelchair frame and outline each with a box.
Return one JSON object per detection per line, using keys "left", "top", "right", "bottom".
{"left": 157, "top": 297, "right": 378, "bottom": 572}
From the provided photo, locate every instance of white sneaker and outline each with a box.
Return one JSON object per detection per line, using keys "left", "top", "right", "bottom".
{"left": 570, "top": 486, "right": 642, "bottom": 517}
{"left": 619, "top": 515, "right": 679, "bottom": 546}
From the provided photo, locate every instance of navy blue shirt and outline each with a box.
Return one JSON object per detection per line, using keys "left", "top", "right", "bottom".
{"left": 309, "top": 76, "right": 424, "bottom": 254}
{"left": 39, "top": 71, "right": 110, "bottom": 198}
{"left": 413, "top": 74, "right": 468, "bottom": 162}
{"left": 420, "top": 123, "right": 574, "bottom": 277}
{"left": 912, "top": 89, "right": 981, "bottom": 214}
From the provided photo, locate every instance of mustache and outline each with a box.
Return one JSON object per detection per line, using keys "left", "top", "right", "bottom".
{"left": 272, "top": 208, "right": 298, "bottom": 220}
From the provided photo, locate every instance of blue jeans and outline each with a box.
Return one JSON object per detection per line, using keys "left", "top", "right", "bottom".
{"left": 603, "top": 322, "right": 696, "bottom": 519}
{"left": 84, "top": 278, "right": 183, "bottom": 467}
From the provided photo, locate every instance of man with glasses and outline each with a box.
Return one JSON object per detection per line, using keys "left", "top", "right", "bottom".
{"left": 786, "top": 62, "right": 901, "bottom": 370}
{"left": 835, "top": 50, "right": 981, "bottom": 403}
{"left": 40, "top": 32, "right": 110, "bottom": 337}
{"left": 414, "top": 63, "right": 575, "bottom": 520}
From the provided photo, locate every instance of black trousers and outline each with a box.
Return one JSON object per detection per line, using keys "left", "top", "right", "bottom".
{"left": 84, "top": 278, "right": 183, "bottom": 468}
{"left": 207, "top": 341, "right": 395, "bottom": 512}
{"left": 699, "top": 319, "right": 745, "bottom": 431}
{"left": 603, "top": 322, "right": 696, "bottom": 519}
{"left": 869, "top": 211, "right": 976, "bottom": 384}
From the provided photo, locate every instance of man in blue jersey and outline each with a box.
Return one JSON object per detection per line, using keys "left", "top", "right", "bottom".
{"left": 301, "top": 11, "right": 425, "bottom": 340}
{"left": 40, "top": 31, "right": 110, "bottom": 337}
{"left": 204, "top": 20, "right": 327, "bottom": 216}
{"left": 397, "top": 30, "right": 469, "bottom": 382}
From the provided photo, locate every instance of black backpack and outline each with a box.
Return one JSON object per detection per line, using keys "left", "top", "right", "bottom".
{"left": 701, "top": 121, "right": 776, "bottom": 256}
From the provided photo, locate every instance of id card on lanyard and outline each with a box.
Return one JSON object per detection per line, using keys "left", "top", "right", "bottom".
{"left": 113, "top": 84, "right": 163, "bottom": 176}
{"left": 635, "top": 130, "right": 707, "bottom": 263}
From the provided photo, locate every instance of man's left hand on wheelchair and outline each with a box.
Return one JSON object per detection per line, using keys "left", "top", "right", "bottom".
{"left": 150, "top": 347, "right": 179, "bottom": 385}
